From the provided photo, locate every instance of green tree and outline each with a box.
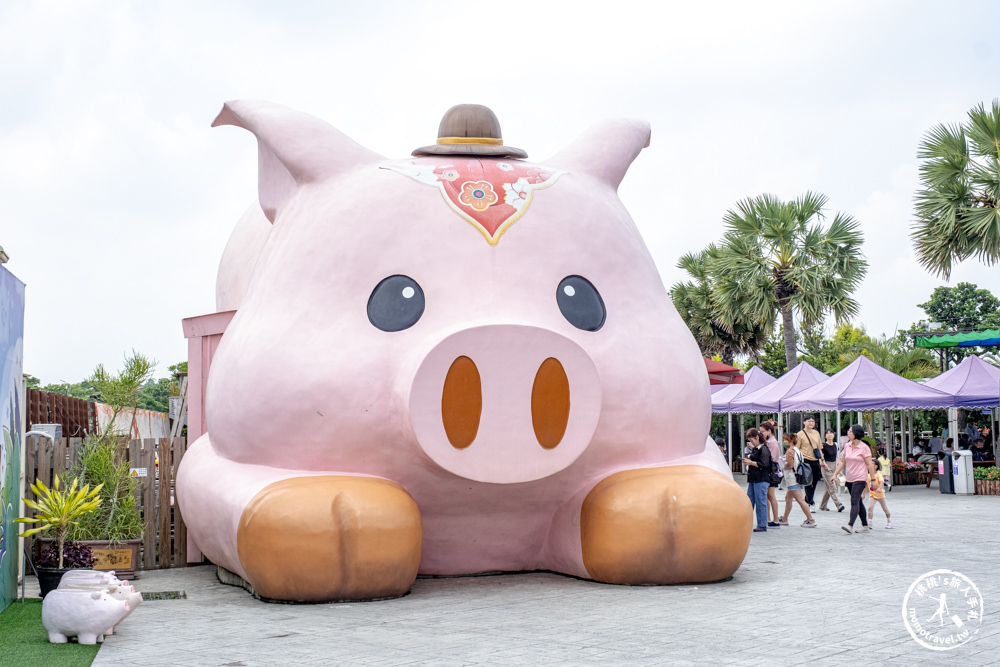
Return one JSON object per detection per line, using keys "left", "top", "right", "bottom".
{"left": 809, "top": 323, "right": 871, "bottom": 374}
{"left": 137, "top": 378, "right": 172, "bottom": 413}
{"left": 911, "top": 99, "right": 1000, "bottom": 278}
{"left": 762, "top": 322, "right": 872, "bottom": 376}
{"left": 90, "top": 351, "right": 156, "bottom": 431}
{"left": 671, "top": 245, "right": 769, "bottom": 365}
{"left": 840, "top": 334, "right": 939, "bottom": 380}
{"left": 918, "top": 282, "right": 1000, "bottom": 331}
{"left": 711, "top": 192, "right": 868, "bottom": 370}
{"left": 40, "top": 381, "right": 96, "bottom": 400}
{"left": 902, "top": 283, "right": 1000, "bottom": 367}
{"left": 757, "top": 337, "right": 789, "bottom": 377}
{"left": 25, "top": 375, "right": 40, "bottom": 388}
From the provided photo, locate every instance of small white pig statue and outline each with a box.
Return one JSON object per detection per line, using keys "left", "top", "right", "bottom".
{"left": 58, "top": 572, "right": 122, "bottom": 588}
{"left": 105, "top": 585, "right": 142, "bottom": 635}
{"left": 59, "top": 570, "right": 122, "bottom": 583}
{"left": 54, "top": 572, "right": 140, "bottom": 635}
{"left": 42, "top": 589, "right": 131, "bottom": 645}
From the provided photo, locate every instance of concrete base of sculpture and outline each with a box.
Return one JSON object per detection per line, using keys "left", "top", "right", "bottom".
{"left": 199, "top": 456, "right": 750, "bottom": 603}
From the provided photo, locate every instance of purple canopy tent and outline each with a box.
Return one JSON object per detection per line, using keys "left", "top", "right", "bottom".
{"left": 711, "top": 366, "right": 776, "bottom": 471}
{"left": 782, "top": 356, "right": 956, "bottom": 412}
{"left": 725, "top": 361, "right": 829, "bottom": 442}
{"left": 782, "top": 356, "right": 956, "bottom": 459}
{"left": 711, "top": 366, "right": 776, "bottom": 412}
{"left": 727, "top": 361, "right": 828, "bottom": 413}
{"left": 923, "top": 354, "right": 999, "bottom": 408}
{"left": 924, "top": 355, "right": 999, "bottom": 447}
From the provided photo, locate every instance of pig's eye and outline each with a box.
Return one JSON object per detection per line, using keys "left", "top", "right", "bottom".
{"left": 368, "top": 275, "right": 425, "bottom": 332}
{"left": 556, "top": 276, "right": 605, "bottom": 332}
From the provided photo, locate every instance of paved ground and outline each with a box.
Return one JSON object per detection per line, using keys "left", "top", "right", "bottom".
{"left": 18, "top": 478, "right": 1000, "bottom": 665}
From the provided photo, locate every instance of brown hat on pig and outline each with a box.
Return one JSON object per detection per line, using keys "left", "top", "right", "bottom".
{"left": 412, "top": 104, "right": 528, "bottom": 159}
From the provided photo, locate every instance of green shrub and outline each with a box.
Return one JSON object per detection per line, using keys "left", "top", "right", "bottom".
{"left": 66, "top": 435, "right": 144, "bottom": 543}
{"left": 973, "top": 466, "right": 1000, "bottom": 481}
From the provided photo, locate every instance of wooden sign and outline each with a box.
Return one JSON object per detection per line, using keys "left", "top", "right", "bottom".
{"left": 92, "top": 547, "right": 133, "bottom": 570}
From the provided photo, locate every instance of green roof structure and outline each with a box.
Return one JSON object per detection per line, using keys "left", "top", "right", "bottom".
{"left": 912, "top": 329, "right": 1000, "bottom": 349}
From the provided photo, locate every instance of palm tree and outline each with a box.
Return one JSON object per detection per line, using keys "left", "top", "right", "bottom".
{"left": 711, "top": 192, "right": 867, "bottom": 370}
{"left": 911, "top": 99, "right": 1000, "bottom": 278}
{"left": 839, "top": 334, "right": 940, "bottom": 380}
{"left": 670, "top": 245, "right": 769, "bottom": 364}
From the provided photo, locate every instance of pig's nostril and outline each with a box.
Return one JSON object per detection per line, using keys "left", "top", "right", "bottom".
{"left": 441, "top": 356, "right": 482, "bottom": 449}
{"left": 531, "top": 357, "right": 570, "bottom": 450}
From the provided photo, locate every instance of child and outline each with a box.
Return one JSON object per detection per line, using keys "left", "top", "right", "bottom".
{"left": 867, "top": 465, "right": 892, "bottom": 528}
{"left": 876, "top": 450, "right": 892, "bottom": 492}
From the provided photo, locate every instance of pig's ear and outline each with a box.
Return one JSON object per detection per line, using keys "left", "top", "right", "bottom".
{"left": 544, "top": 119, "right": 650, "bottom": 191}
{"left": 213, "top": 100, "right": 384, "bottom": 223}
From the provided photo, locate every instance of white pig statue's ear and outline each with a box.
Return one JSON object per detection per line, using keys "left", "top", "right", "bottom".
{"left": 544, "top": 119, "right": 651, "bottom": 191}
{"left": 213, "top": 100, "right": 385, "bottom": 223}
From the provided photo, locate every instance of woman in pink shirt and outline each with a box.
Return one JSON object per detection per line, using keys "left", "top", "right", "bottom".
{"left": 833, "top": 424, "right": 877, "bottom": 534}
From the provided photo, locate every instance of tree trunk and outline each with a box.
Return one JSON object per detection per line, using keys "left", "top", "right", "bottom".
{"left": 721, "top": 347, "right": 734, "bottom": 366}
{"left": 780, "top": 300, "right": 797, "bottom": 370}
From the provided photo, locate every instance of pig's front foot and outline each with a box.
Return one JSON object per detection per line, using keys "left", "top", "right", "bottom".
{"left": 236, "top": 476, "right": 422, "bottom": 602}
{"left": 581, "top": 465, "right": 751, "bottom": 584}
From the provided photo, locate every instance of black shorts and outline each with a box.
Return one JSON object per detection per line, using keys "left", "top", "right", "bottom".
{"left": 769, "top": 480, "right": 779, "bottom": 488}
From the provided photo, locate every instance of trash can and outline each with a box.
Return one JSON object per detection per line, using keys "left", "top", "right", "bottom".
{"left": 952, "top": 449, "right": 974, "bottom": 495}
{"left": 938, "top": 454, "right": 954, "bottom": 494}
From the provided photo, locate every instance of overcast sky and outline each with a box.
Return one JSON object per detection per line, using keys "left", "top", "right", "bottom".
{"left": 2, "top": 0, "right": 998, "bottom": 384}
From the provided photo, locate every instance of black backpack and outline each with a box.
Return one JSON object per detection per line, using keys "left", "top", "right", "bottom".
{"left": 769, "top": 459, "right": 782, "bottom": 485}
{"left": 793, "top": 449, "right": 813, "bottom": 486}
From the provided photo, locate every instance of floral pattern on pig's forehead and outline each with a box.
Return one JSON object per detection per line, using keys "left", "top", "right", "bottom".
{"left": 381, "top": 158, "right": 565, "bottom": 246}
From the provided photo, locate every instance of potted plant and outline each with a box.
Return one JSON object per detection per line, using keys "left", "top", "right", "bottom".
{"left": 16, "top": 475, "right": 103, "bottom": 596}
{"left": 59, "top": 433, "right": 146, "bottom": 577}
{"left": 973, "top": 466, "right": 1000, "bottom": 495}
{"left": 39, "top": 350, "right": 156, "bottom": 578}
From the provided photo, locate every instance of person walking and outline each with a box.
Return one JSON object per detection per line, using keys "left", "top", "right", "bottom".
{"left": 777, "top": 435, "right": 817, "bottom": 528}
{"left": 795, "top": 415, "right": 822, "bottom": 510}
{"left": 759, "top": 421, "right": 782, "bottom": 527}
{"left": 818, "top": 428, "right": 845, "bottom": 512}
{"left": 876, "top": 448, "right": 892, "bottom": 492}
{"left": 833, "top": 424, "right": 877, "bottom": 534}
{"left": 867, "top": 464, "right": 892, "bottom": 528}
{"left": 743, "top": 428, "right": 772, "bottom": 533}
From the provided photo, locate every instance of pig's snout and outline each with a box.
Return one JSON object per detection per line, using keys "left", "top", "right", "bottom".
{"left": 410, "top": 326, "right": 601, "bottom": 483}
{"left": 441, "top": 355, "right": 571, "bottom": 451}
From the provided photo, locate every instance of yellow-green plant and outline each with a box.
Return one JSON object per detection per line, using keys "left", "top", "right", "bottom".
{"left": 16, "top": 475, "right": 103, "bottom": 569}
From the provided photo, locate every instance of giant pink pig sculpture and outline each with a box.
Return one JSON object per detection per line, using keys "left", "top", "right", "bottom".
{"left": 176, "top": 101, "right": 751, "bottom": 603}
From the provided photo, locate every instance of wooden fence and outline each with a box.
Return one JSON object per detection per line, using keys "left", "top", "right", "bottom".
{"left": 26, "top": 388, "right": 97, "bottom": 438}
{"left": 22, "top": 435, "right": 189, "bottom": 570}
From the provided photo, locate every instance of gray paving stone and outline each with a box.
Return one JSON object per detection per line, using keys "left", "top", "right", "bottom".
{"left": 16, "top": 479, "right": 999, "bottom": 665}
